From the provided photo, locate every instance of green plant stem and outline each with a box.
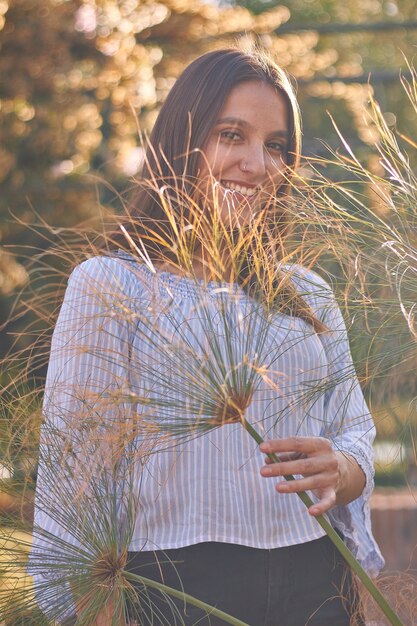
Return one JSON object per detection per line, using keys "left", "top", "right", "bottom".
{"left": 243, "top": 419, "right": 404, "bottom": 626}
{"left": 126, "top": 572, "right": 250, "bottom": 626}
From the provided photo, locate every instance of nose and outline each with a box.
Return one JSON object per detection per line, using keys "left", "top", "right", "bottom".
{"left": 240, "top": 142, "right": 267, "bottom": 178}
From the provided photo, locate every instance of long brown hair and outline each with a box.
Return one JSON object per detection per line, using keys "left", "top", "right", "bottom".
{"left": 141, "top": 48, "right": 300, "bottom": 193}
{"left": 112, "top": 47, "right": 326, "bottom": 333}
{"left": 115, "top": 48, "right": 300, "bottom": 245}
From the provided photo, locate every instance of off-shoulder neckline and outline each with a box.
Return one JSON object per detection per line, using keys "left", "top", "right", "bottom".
{"left": 114, "top": 250, "right": 243, "bottom": 299}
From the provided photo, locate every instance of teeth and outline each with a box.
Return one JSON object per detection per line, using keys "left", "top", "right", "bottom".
{"left": 221, "top": 180, "right": 257, "bottom": 197}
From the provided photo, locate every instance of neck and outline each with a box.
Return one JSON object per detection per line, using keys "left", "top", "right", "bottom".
{"left": 155, "top": 247, "right": 236, "bottom": 284}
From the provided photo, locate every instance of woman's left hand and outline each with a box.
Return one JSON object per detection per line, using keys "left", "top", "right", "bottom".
{"left": 259, "top": 436, "right": 365, "bottom": 517}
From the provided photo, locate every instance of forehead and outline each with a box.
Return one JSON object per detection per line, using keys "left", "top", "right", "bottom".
{"left": 217, "top": 80, "right": 288, "bottom": 133}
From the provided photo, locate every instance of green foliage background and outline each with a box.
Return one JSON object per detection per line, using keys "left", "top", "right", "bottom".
{"left": 1, "top": 3, "right": 417, "bottom": 621}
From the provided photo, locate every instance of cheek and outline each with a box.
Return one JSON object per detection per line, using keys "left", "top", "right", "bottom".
{"left": 200, "top": 142, "right": 233, "bottom": 178}
{"left": 268, "top": 157, "right": 287, "bottom": 182}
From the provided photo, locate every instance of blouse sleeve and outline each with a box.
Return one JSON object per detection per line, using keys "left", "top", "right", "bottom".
{"left": 314, "top": 279, "right": 376, "bottom": 502}
{"left": 27, "top": 256, "right": 137, "bottom": 621}
{"left": 292, "top": 267, "right": 385, "bottom": 576}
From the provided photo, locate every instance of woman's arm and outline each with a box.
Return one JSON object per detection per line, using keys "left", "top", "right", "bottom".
{"left": 334, "top": 450, "right": 366, "bottom": 505}
{"left": 29, "top": 257, "right": 136, "bottom": 623}
{"left": 259, "top": 268, "right": 375, "bottom": 517}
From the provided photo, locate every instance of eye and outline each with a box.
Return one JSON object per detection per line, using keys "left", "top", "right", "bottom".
{"left": 219, "top": 130, "right": 241, "bottom": 141}
{"left": 266, "top": 141, "right": 286, "bottom": 154}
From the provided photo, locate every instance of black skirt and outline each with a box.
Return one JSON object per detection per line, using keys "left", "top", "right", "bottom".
{"left": 125, "top": 537, "right": 365, "bottom": 626}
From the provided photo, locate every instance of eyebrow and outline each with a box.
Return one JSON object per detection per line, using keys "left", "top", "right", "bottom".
{"left": 215, "top": 116, "right": 288, "bottom": 139}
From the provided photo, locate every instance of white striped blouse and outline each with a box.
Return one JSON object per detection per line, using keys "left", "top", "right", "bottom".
{"left": 28, "top": 251, "right": 384, "bottom": 618}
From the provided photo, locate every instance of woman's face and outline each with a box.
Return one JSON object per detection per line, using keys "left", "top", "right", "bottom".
{"left": 198, "top": 79, "right": 290, "bottom": 227}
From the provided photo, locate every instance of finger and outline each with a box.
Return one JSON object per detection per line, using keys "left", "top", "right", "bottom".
{"left": 261, "top": 456, "right": 330, "bottom": 478}
{"left": 264, "top": 451, "right": 304, "bottom": 464}
{"left": 277, "top": 481, "right": 337, "bottom": 516}
{"left": 260, "top": 436, "right": 332, "bottom": 456}
{"left": 308, "top": 491, "right": 337, "bottom": 516}
{"left": 274, "top": 473, "right": 335, "bottom": 495}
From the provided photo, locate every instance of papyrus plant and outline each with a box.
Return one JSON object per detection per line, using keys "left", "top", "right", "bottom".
{"left": 0, "top": 138, "right": 408, "bottom": 625}
{"left": 291, "top": 66, "right": 417, "bottom": 462}
{"left": 115, "top": 197, "right": 403, "bottom": 625}
{"left": 278, "top": 65, "right": 417, "bottom": 624}
{"left": 0, "top": 359, "right": 252, "bottom": 625}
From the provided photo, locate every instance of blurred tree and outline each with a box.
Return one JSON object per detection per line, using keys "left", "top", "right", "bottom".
{"left": 1, "top": 0, "right": 416, "bottom": 410}
{"left": 234, "top": 0, "right": 417, "bottom": 158}
{"left": 0, "top": 0, "right": 285, "bottom": 361}
{"left": 230, "top": 0, "right": 417, "bottom": 409}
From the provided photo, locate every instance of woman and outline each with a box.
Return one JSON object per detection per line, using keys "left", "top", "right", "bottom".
{"left": 29, "top": 48, "right": 384, "bottom": 626}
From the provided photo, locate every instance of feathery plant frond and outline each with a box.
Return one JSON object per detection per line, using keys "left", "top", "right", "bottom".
{"left": 294, "top": 66, "right": 417, "bottom": 410}
{"left": 1, "top": 400, "right": 250, "bottom": 625}
{"left": 2, "top": 105, "right": 415, "bottom": 624}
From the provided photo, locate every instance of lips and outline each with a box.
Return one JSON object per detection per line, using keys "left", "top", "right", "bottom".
{"left": 220, "top": 180, "right": 259, "bottom": 200}
{"left": 221, "top": 180, "right": 258, "bottom": 196}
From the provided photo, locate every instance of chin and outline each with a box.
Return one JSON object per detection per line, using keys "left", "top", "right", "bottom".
{"left": 217, "top": 190, "right": 259, "bottom": 228}
{"left": 218, "top": 203, "right": 253, "bottom": 229}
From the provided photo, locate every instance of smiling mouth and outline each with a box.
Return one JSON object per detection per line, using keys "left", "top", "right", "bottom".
{"left": 220, "top": 180, "right": 259, "bottom": 198}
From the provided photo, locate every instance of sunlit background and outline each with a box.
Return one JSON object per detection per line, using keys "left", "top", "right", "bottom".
{"left": 1, "top": 1, "right": 417, "bottom": 620}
